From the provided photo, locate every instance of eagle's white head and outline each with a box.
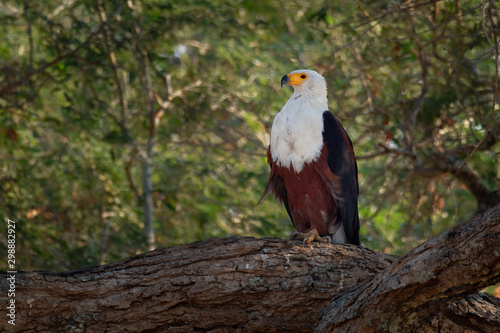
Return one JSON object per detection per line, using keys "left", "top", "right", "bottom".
{"left": 270, "top": 69, "right": 329, "bottom": 172}
{"left": 280, "top": 69, "right": 328, "bottom": 111}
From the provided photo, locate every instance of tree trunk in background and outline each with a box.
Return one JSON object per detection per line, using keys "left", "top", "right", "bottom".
{"left": 141, "top": 153, "right": 155, "bottom": 251}
{"left": 1, "top": 204, "right": 499, "bottom": 332}
{"left": 133, "top": 0, "right": 157, "bottom": 252}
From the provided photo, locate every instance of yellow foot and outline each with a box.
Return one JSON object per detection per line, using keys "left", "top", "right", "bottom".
{"left": 289, "top": 229, "right": 332, "bottom": 245}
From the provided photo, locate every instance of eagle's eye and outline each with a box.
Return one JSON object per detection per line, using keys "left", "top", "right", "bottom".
{"left": 300, "top": 74, "right": 307, "bottom": 79}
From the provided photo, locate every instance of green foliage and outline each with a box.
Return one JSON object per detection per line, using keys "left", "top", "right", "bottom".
{"left": 0, "top": 0, "right": 498, "bottom": 271}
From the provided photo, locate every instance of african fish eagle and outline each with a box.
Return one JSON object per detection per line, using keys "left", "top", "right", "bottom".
{"left": 260, "top": 69, "right": 360, "bottom": 245}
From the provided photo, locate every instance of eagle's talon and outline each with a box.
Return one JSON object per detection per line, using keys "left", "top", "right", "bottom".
{"left": 302, "top": 236, "right": 314, "bottom": 245}
{"left": 291, "top": 229, "right": 330, "bottom": 245}
{"left": 289, "top": 231, "right": 299, "bottom": 240}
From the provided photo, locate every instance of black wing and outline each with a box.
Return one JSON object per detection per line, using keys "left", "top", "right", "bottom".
{"left": 322, "top": 111, "right": 360, "bottom": 245}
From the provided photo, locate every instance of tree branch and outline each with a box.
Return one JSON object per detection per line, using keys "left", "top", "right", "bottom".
{"left": 97, "top": 0, "right": 129, "bottom": 130}
{"left": 0, "top": 3, "right": 124, "bottom": 98}
{"left": 1, "top": 205, "right": 499, "bottom": 332}
{"left": 424, "top": 153, "right": 499, "bottom": 212}
{"left": 0, "top": 238, "right": 394, "bottom": 332}
{"left": 317, "top": 203, "right": 500, "bottom": 332}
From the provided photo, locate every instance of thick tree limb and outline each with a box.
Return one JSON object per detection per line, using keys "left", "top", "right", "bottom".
{"left": 430, "top": 292, "right": 500, "bottom": 332}
{"left": 1, "top": 238, "right": 393, "bottom": 332}
{"left": 1, "top": 204, "right": 499, "bottom": 332}
{"left": 317, "top": 203, "right": 500, "bottom": 332}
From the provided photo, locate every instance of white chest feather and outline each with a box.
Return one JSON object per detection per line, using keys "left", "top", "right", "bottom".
{"left": 270, "top": 96, "right": 325, "bottom": 173}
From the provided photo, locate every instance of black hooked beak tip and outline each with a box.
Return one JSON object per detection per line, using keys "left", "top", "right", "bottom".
{"left": 280, "top": 74, "right": 290, "bottom": 88}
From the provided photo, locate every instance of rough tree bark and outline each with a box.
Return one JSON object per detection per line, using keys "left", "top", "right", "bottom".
{"left": 1, "top": 204, "right": 499, "bottom": 333}
{"left": 317, "top": 203, "right": 500, "bottom": 332}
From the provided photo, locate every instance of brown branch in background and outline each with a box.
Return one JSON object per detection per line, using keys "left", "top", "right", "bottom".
{"left": 486, "top": 0, "right": 499, "bottom": 119}
{"left": 0, "top": 3, "right": 124, "bottom": 98}
{"left": 80, "top": 71, "right": 132, "bottom": 138}
{"left": 128, "top": 0, "right": 157, "bottom": 251}
{"left": 449, "top": 0, "right": 499, "bottom": 209}
{"left": 130, "top": 2, "right": 156, "bottom": 140}
{"left": 154, "top": 79, "right": 203, "bottom": 110}
{"left": 23, "top": 0, "right": 34, "bottom": 72}
{"left": 356, "top": 1, "right": 499, "bottom": 215}
{"left": 97, "top": 0, "right": 129, "bottom": 130}
{"left": 482, "top": 0, "right": 495, "bottom": 49}
{"left": 0, "top": 33, "right": 94, "bottom": 97}
{"left": 444, "top": 127, "right": 500, "bottom": 155}
{"left": 431, "top": 2, "right": 450, "bottom": 63}
{"left": 357, "top": 143, "right": 416, "bottom": 160}
{"left": 98, "top": 214, "right": 113, "bottom": 265}
{"left": 422, "top": 153, "right": 498, "bottom": 213}
{"left": 124, "top": 148, "right": 141, "bottom": 201}
{"left": 347, "top": 44, "right": 374, "bottom": 114}
{"left": 359, "top": 126, "right": 499, "bottom": 211}
{"left": 402, "top": 6, "right": 428, "bottom": 162}
{"left": 47, "top": 0, "right": 77, "bottom": 20}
